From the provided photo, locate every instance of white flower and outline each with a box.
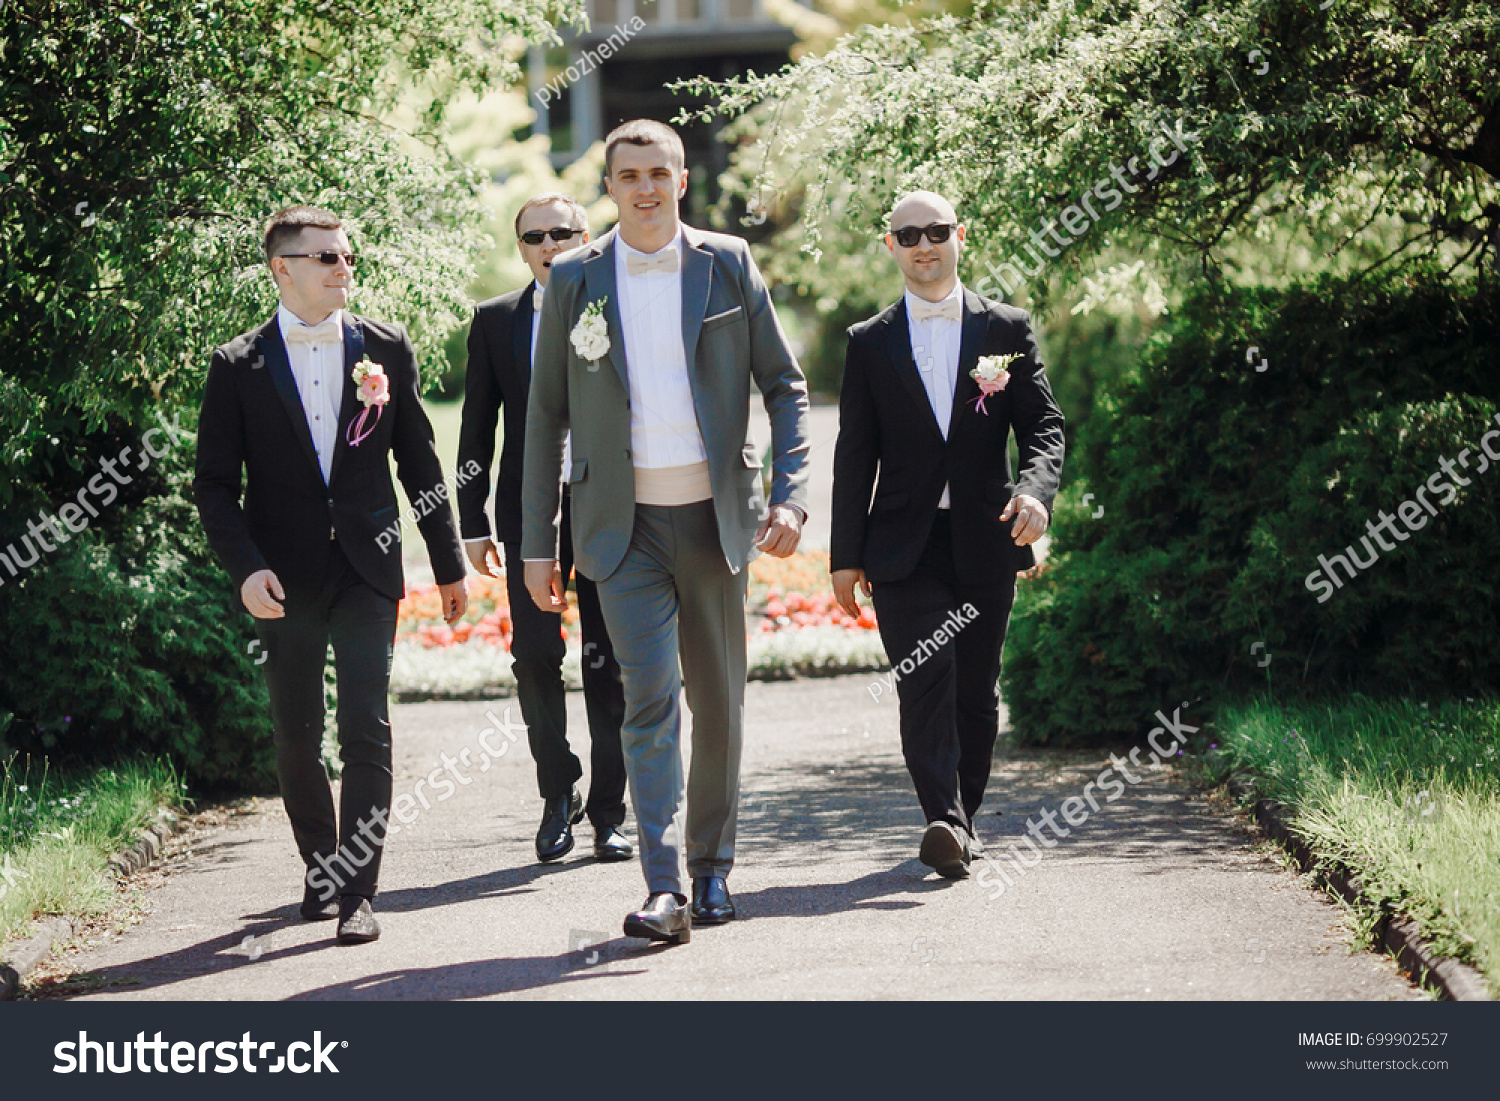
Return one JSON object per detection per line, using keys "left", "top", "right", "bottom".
{"left": 571, "top": 298, "right": 611, "bottom": 361}
{"left": 973, "top": 353, "right": 1022, "bottom": 382}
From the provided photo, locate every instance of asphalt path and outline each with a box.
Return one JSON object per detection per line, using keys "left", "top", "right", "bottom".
{"left": 52, "top": 676, "right": 1417, "bottom": 1001}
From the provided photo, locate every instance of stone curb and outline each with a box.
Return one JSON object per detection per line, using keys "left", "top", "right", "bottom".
{"left": 0, "top": 809, "right": 179, "bottom": 1001}
{"left": 1233, "top": 782, "right": 1492, "bottom": 1001}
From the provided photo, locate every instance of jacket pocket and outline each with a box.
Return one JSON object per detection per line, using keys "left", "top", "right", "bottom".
{"left": 569, "top": 458, "right": 588, "bottom": 484}
{"left": 984, "top": 481, "right": 1015, "bottom": 505}
{"left": 872, "top": 489, "right": 909, "bottom": 511}
{"left": 703, "top": 305, "right": 744, "bottom": 332}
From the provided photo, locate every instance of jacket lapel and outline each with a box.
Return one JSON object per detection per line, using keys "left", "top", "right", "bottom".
{"left": 327, "top": 313, "right": 364, "bottom": 486}
{"left": 680, "top": 225, "right": 713, "bottom": 371}
{"left": 948, "top": 289, "right": 988, "bottom": 432}
{"left": 581, "top": 229, "right": 629, "bottom": 394}
{"left": 256, "top": 316, "right": 323, "bottom": 480}
{"left": 515, "top": 282, "right": 537, "bottom": 382}
{"left": 884, "top": 301, "right": 944, "bottom": 442}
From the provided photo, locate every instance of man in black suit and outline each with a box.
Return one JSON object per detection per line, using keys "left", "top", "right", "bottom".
{"left": 195, "top": 206, "right": 468, "bottom": 944}
{"left": 456, "top": 193, "right": 631, "bottom": 865}
{"left": 831, "top": 190, "right": 1066, "bottom": 879}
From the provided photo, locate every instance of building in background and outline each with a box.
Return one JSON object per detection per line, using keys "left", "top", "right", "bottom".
{"left": 529, "top": 0, "right": 801, "bottom": 230}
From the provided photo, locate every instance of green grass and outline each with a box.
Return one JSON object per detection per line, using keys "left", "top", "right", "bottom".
{"left": 1209, "top": 696, "right": 1499, "bottom": 992}
{"left": 0, "top": 755, "right": 184, "bottom": 946}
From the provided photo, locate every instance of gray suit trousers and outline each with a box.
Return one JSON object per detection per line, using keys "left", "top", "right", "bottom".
{"left": 594, "top": 500, "right": 749, "bottom": 896}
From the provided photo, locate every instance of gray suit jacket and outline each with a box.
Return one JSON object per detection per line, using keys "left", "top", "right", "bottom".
{"left": 520, "top": 224, "right": 811, "bottom": 581}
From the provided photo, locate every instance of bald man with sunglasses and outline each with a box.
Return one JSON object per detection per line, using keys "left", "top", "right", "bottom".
{"left": 831, "top": 190, "right": 1066, "bottom": 879}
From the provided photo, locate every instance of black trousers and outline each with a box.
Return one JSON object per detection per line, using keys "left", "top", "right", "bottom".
{"left": 252, "top": 539, "right": 397, "bottom": 900}
{"left": 503, "top": 493, "right": 628, "bottom": 830}
{"left": 869, "top": 513, "right": 1016, "bottom": 835}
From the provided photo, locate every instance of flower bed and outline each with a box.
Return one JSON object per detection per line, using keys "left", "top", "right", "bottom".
{"left": 389, "top": 551, "right": 885, "bottom": 700}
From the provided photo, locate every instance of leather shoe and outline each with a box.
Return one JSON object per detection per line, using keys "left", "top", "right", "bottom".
{"left": 593, "top": 825, "right": 633, "bottom": 862}
{"left": 690, "top": 876, "right": 736, "bottom": 925}
{"left": 919, "top": 821, "right": 971, "bottom": 879}
{"left": 623, "top": 892, "right": 691, "bottom": 945}
{"left": 536, "top": 785, "right": 585, "bottom": 862}
{"left": 335, "top": 896, "right": 381, "bottom": 945}
{"left": 300, "top": 880, "right": 340, "bottom": 921}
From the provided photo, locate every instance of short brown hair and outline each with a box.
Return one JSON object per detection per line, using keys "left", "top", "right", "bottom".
{"left": 513, "top": 192, "right": 589, "bottom": 238}
{"left": 603, "top": 119, "right": 685, "bottom": 176}
{"left": 263, "top": 205, "right": 342, "bottom": 264}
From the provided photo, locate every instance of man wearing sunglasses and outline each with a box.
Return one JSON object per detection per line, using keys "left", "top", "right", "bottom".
{"left": 457, "top": 193, "right": 632, "bottom": 866}
{"left": 831, "top": 190, "right": 1066, "bottom": 879}
{"left": 195, "top": 205, "right": 469, "bottom": 944}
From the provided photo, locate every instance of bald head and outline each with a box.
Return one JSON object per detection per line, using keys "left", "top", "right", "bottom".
{"left": 885, "top": 190, "right": 966, "bottom": 302}
{"left": 890, "top": 190, "right": 957, "bottom": 229}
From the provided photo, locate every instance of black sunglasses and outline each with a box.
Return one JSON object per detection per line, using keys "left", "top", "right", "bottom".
{"left": 280, "top": 250, "right": 356, "bottom": 266}
{"left": 519, "top": 227, "right": 583, "bottom": 246}
{"left": 891, "top": 223, "right": 956, "bottom": 248}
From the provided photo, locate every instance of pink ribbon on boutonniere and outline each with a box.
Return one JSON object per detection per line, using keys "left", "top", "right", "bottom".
{"left": 347, "top": 358, "right": 390, "bottom": 447}
{"left": 969, "top": 353, "right": 1022, "bottom": 416}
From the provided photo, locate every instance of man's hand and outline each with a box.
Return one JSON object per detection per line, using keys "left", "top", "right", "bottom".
{"left": 465, "top": 539, "right": 502, "bottom": 579}
{"left": 241, "top": 569, "right": 286, "bottom": 619}
{"left": 525, "top": 559, "right": 567, "bottom": 612}
{"left": 754, "top": 503, "right": 802, "bottom": 559}
{"left": 831, "top": 567, "right": 872, "bottom": 620}
{"left": 438, "top": 578, "right": 468, "bottom": 624}
{"left": 1000, "top": 492, "right": 1049, "bottom": 547}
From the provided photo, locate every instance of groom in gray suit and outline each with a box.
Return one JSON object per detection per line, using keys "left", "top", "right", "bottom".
{"left": 521, "top": 118, "right": 810, "bottom": 944}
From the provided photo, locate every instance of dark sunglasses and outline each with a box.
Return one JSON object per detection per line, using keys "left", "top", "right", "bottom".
{"left": 280, "top": 250, "right": 356, "bottom": 266}
{"left": 891, "top": 223, "right": 956, "bottom": 248}
{"left": 519, "top": 227, "right": 582, "bottom": 246}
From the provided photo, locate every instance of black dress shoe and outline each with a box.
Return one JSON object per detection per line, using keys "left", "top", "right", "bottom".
{"left": 300, "top": 881, "right": 340, "bottom": 921}
{"left": 536, "top": 785, "right": 585, "bottom": 862}
{"left": 335, "top": 896, "right": 381, "bottom": 945}
{"left": 593, "top": 825, "right": 634, "bottom": 862}
{"left": 919, "top": 821, "right": 971, "bottom": 879}
{"left": 690, "top": 876, "right": 736, "bottom": 924}
{"left": 623, "top": 892, "right": 691, "bottom": 945}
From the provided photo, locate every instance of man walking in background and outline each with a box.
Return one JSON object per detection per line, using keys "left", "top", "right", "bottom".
{"left": 521, "top": 119, "right": 810, "bottom": 943}
{"left": 831, "top": 190, "right": 1065, "bottom": 879}
{"left": 457, "top": 193, "right": 632, "bottom": 865}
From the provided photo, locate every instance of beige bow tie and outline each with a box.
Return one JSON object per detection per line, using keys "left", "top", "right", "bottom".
{"left": 625, "top": 248, "right": 679, "bottom": 276}
{"left": 909, "top": 297, "right": 962, "bottom": 323}
{"left": 285, "top": 320, "right": 340, "bottom": 345}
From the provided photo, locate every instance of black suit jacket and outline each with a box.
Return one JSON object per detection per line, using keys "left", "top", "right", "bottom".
{"left": 830, "top": 289, "right": 1066, "bottom": 586}
{"left": 456, "top": 283, "right": 536, "bottom": 545}
{"left": 194, "top": 312, "right": 466, "bottom": 604}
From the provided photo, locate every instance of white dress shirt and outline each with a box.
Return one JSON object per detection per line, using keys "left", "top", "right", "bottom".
{"left": 277, "top": 304, "right": 343, "bottom": 485}
{"left": 905, "top": 282, "right": 964, "bottom": 508}
{"left": 615, "top": 228, "right": 708, "bottom": 468}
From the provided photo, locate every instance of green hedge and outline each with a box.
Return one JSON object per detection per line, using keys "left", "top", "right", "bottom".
{"left": 1002, "top": 272, "right": 1500, "bottom": 744}
{"left": 0, "top": 453, "right": 277, "bottom": 793}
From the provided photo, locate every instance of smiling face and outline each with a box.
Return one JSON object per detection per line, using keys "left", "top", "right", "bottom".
{"left": 604, "top": 140, "right": 688, "bottom": 251}
{"left": 270, "top": 226, "right": 353, "bottom": 324}
{"left": 885, "top": 192, "right": 966, "bottom": 302}
{"left": 517, "top": 200, "right": 589, "bottom": 287}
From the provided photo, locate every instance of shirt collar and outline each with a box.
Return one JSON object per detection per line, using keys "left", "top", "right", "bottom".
{"left": 904, "top": 281, "right": 964, "bottom": 320}
{"left": 277, "top": 303, "right": 343, "bottom": 339}
{"left": 615, "top": 225, "right": 684, "bottom": 263}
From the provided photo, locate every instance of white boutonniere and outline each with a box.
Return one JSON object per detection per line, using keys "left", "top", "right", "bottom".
{"left": 571, "top": 298, "right": 611, "bottom": 365}
{"left": 970, "top": 353, "right": 1023, "bottom": 415}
